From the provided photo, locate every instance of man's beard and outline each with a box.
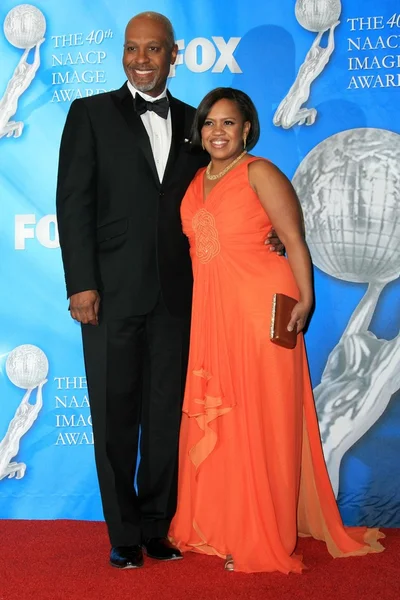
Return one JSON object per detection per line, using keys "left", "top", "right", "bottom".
{"left": 129, "top": 72, "right": 159, "bottom": 94}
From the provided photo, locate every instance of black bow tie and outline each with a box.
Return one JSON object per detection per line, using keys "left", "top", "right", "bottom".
{"left": 134, "top": 93, "right": 169, "bottom": 119}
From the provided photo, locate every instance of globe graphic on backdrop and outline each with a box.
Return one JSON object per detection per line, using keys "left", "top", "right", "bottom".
{"left": 6, "top": 344, "right": 48, "bottom": 389}
{"left": 292, "top": 128, "right": 400, "bottom": 284}
{"left": 3, "top": 4, "right": 46, "bottom": 50}
{"left": 295, "top": 0, "right": 341, "bottom": 32}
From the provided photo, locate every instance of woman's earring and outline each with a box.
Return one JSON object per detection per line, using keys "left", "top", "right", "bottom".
{"left": 243, "top": 135, "right": 247, "bottom": 150}
{"left": 202, "top": 140, "right": 205, "bottom": 150}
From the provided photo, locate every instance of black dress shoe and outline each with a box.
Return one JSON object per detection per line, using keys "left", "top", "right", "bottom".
{"left": 110, "top": 545, "right": 144, "bottom": 569}
{"left": 142, "top": 537, "right": 183, "bottom": 561}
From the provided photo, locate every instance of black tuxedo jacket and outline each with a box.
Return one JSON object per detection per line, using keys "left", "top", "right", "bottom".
{"left": 56, "top": 83, "right": 207, "bottom": 319}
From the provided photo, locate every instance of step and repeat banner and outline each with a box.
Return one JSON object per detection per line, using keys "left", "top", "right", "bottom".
{"left": 0, "top": 0, "right": 399, "bottom": 525}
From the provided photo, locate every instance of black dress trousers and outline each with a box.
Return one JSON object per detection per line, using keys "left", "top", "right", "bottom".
{"left": 82, "top": 295, "right": 190, "bottom": 546}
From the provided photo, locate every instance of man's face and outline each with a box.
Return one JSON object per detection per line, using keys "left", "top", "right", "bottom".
{"left": 123, "top": 17, "right": 178, "bottom": 97}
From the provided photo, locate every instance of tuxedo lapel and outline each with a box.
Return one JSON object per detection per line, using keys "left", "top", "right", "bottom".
{"left": 111, "top": 83, "right": 159, "bottom": 184}
{"left": 162, "top": 92, "right": 186, "bottom": 185}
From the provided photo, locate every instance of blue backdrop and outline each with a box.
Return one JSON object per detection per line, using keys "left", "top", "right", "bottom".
{"left": 0, "top": 0, "right": 399, "bottom": 525}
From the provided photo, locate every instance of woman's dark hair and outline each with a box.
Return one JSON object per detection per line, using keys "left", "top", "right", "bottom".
{"left": 191, "top": 87, "right": 260, "bottom": 151}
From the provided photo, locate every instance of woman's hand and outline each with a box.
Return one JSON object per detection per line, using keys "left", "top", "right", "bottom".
{"left": 287, "top": 300, "right": 312, "bottom": 334}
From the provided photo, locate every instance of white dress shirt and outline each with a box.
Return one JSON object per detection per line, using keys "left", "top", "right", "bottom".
{"left": 127, "top": 81, "right": 172, "bottom": 182}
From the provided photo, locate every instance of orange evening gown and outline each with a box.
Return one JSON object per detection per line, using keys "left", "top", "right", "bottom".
{"left": 169, "top": 157, "right": 384, "bottom": 573}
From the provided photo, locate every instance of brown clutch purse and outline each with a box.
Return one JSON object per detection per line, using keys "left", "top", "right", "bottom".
{"left": 270, "top": 293, "right": 298, "bottom": 349}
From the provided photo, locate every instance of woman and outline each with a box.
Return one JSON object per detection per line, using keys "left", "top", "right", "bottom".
{"left": 169, "top": 88, "right": 384, "bottom": 573}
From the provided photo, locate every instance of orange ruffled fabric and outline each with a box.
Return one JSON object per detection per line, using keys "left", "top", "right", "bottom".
{"left": 169, "top": 158, "right": 384, "bottom": 573}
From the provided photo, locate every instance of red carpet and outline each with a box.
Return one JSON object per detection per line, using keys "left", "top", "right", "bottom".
{"left": 0, "top": 521, "right": 397, "bottom": 600}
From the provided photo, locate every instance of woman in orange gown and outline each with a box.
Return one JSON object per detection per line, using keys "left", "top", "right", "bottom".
{"left": 169, "top": 88, "right": 384, "bottom": 573}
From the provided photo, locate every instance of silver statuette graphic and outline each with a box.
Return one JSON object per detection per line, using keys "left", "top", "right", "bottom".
{"left": 0, "top": 4, "right": 46, "bottom": 139}
{"left": 0, "top": 345, "right": 48, "bottom": 480}
{"left": 273, "top": 0, "right": 341, "bottom": 129}
{"left": 293, "top": 128, "right": 400, "bottom": 496}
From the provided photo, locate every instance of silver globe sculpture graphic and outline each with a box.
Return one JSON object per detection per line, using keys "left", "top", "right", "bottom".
{"left": 295, "top": 0, "right": 341, "bottom": 32}
{"left": 3, "top": 4, "right": 46, "bottom": 49}
{"left": 292, "top": 128, "right": 400, "bottom": 285}
{"left": 6, "top": 344, "right": 48, "bottom": 389}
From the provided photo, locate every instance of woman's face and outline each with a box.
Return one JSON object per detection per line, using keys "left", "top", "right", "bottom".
{"left": 201, "top": 98, "right": 251, "bottom": 161}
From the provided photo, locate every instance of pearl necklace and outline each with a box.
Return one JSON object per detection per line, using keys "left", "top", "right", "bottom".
{"left": 206, "top": 150, "right": 247, "bottom": 181}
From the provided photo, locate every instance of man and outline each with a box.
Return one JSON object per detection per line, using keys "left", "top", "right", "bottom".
{"left": 57, "top": 11, "right": 282, "bottom": 569}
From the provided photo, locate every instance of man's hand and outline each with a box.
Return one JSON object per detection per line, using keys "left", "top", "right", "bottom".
{"left": 265, "top": 229, "right": 285, "bottom": 255}
{"left": 69, "top": 290, "right": 100, "bottom": 325}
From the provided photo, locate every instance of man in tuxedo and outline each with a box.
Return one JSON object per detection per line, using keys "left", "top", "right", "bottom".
{"left": 57, "top": 11, "right": 281, "bottom": 569}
